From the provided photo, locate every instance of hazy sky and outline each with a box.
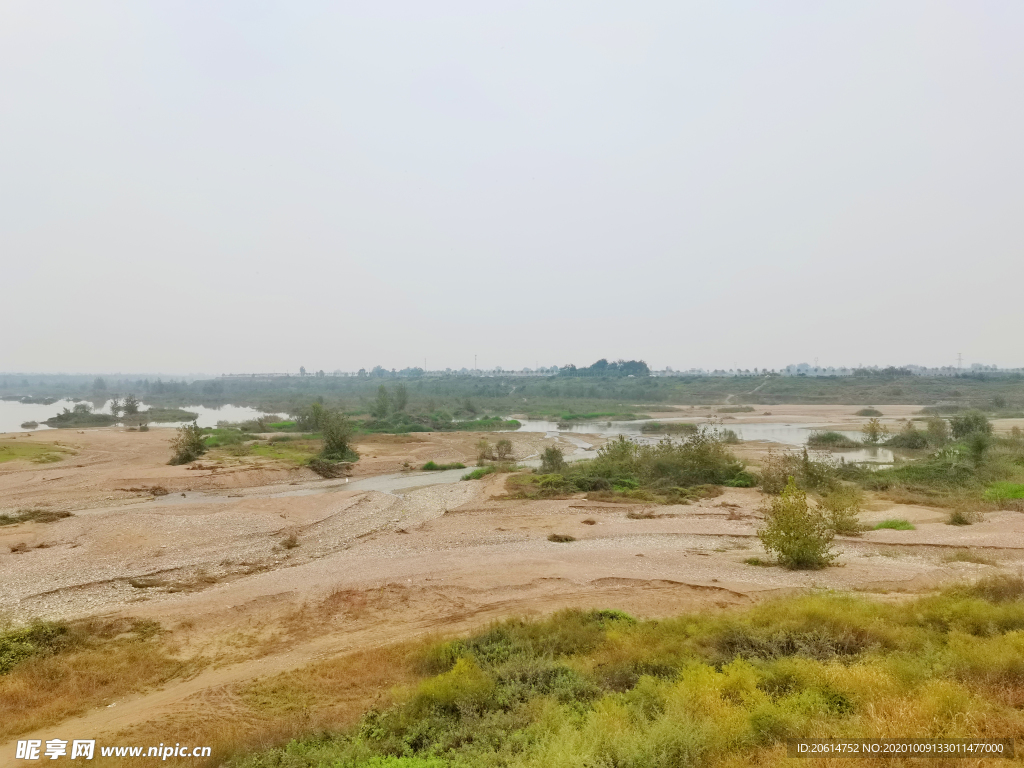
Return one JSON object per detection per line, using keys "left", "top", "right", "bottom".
{"left": 3, "top": 2, "right": 1022, "bottom": 375}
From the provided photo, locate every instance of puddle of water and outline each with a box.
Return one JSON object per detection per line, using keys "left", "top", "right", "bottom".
{"left": 158, "top": 405, "right": 286, "bottom": 429}
{"left": 516, "top": 419, "right": 647, "bottom": 436}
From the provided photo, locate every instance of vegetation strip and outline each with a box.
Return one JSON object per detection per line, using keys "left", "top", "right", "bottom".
{"left": 232, "top": 576, "right": 1024, "bottom": 768}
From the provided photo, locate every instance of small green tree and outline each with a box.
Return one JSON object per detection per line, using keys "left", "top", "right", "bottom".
{"left": 950, "top": 411, "right": 991, "bottom": 440}
{"left": 861, "top": 418, "right": 887, "bottom": 445}
{"left": 495, "top": 438, "right": 513, "bottom": 461}
{"left": 72, "top": 402, "right": 91, "bottom": 414}
{"left": 967, "top": 432, "right": 991, "bottom": 465}
{"left": 758, "top": 477, "right": 836, "bottom": 569}
{"left": 123, "top": 394, "right": 140, "bottom": 416}
{"left": 298, "top": 401, "right": 326, "bottom": 431}
{"left": 925, "top": 417, "right": 950, "bottom": 446}
{"left": 109, "top": 397, "right": 121, "bottom": 420}
{"left": 392, "top": 383, "right": 408, "bottom": 413}
{"left": 320, "top": 411, "right": 356, "bottom": 462}
{"left": 540, "top": 446, "right": 565, "bottom": 473}
{"left": 476, "top": 439, "right": 494, "bottom": 463}
{"left": 371, "top": 385, "right": 391, "bottom": 420}
{"left": 169, "top": 422, "right": 206, "bottom": 465}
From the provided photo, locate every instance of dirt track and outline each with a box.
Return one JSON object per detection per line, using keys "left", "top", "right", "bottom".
{"left": 2, "top": 421, "right": 1022, "bottom": 764}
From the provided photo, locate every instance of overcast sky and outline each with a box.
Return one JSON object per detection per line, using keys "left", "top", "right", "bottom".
{"left": 2, "top": 2, "right": 1022, "bottom": 375}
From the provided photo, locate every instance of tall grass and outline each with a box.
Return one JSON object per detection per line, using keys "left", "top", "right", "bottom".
{"left": 232, "top": 579, "right": 1024, "bottom": 768}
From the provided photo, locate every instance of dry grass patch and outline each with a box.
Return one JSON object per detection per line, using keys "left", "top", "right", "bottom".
{"left": 0, "top": 617, "right": 201, "bottom": 741}
{"left": 114, "top": 634, "right": 425, "bottom": 766}
{"left": 943, "top": 550, "right": 999, "bottom": 566}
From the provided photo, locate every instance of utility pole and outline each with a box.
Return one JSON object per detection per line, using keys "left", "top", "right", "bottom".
{"left": 957, "top": 352, "right": 962, "bottom": 372}
{"left": 474, "top": 354, "right": 477, "bottom": 372}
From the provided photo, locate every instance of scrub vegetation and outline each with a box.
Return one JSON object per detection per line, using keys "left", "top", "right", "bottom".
{"left": 168, "top": 422, "right": 208, "bottom": 465}
{"left": 0, "top": 509, "right": 73, "bottom": 526}
{"left": 806, "top": 431, "right": 860, "bottom": 450}
{"left": 422, "top": 461, "right": 467, "bottom": 471}
{"left": 505, "top": 428, "right": 753, "bottom": 505}
{"left": 857, "top": 413, "right": 1024, "bottom": 509}
{"left": 232, "top": 577, "right": 1024, "bottom": 768}
{"left": 760, "top": 413, "right": 1024, "bottom": 516}
{"left": 639, "top": 422, "right": 699, "bottom": 435}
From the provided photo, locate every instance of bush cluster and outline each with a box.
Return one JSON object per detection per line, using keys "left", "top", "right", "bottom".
{"left": 512, "top": 430, "right": 749, "bottom": 503}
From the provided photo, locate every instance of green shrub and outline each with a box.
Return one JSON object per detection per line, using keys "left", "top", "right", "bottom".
{"left": 807, "top": 431, "right": 859, "bottom": 450}
{"left": 759, "top": 449, "right": 839, "bottom": 495}
{"left": 422, "top": 461, "right": 466, "bottom": 471}
{"left": 925, "top": 417, "right": 950, "bottom": 446}
{"left": 725, "top": 471, "right": 757, "bottom": 488}
{"left": 540, "top": 446, "right": 565, "bottom": 473}
{"left": 873, "top": 518, "right": 914, "bottom": 530}
{"left": 757, "top": 478, "right": 836, "bottom": 569}
{"left": 886, "top": 423, "right": 929, "bottom": 450}
{"left": 855, "top": 408, "right": 883, "bottom": 417}
{"left": 320, "top": 411, "right": 358, "bottom": 462}
{"left": 947, "top": 509, "right": 981, "bottom": 526}
{"left": 818, "top": 486, "right": 865, "bottom": 535}
{"left": 861, "top": 418, "right": 887, "bottom": 445}
{"left": 950, "top": 411, "right": 992, "bottom": 440}
{"left": 168, "top": 421, "right": 206, "bottom": 465}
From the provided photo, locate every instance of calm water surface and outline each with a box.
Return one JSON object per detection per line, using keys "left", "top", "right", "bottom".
{"left": 0, "top": 399, "right": 278, "bottom": 433}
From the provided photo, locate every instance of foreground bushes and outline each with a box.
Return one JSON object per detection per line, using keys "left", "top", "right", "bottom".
{"left": 233, "top": 578, "right": 1024, "bottom": 768}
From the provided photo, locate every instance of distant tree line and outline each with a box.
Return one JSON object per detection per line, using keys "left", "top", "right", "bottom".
{"left": 558, "top": 359, "right": 650, "bottom": 378}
